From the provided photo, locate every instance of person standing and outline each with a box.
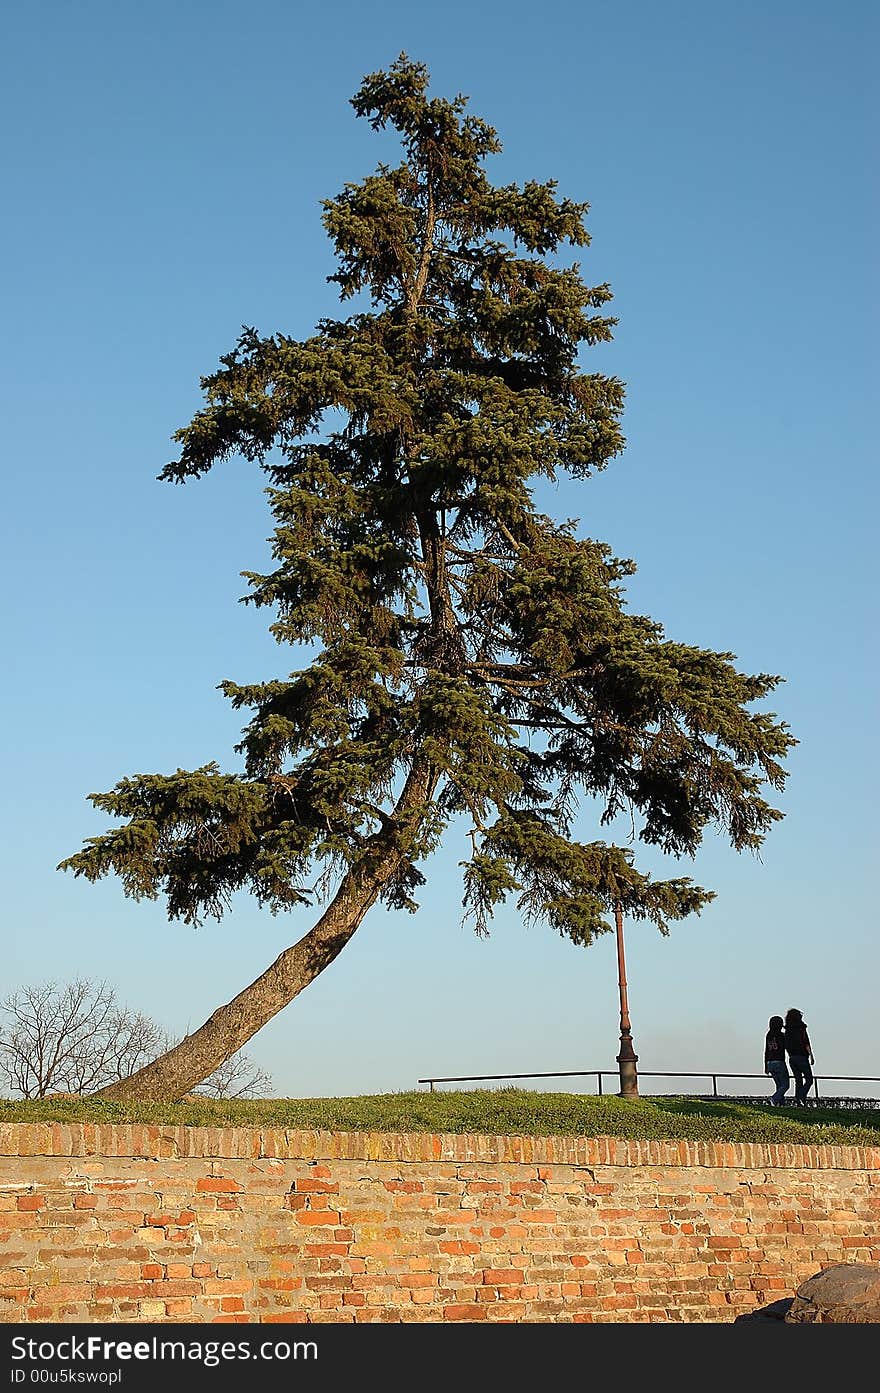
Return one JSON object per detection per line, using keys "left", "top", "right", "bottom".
{"left": 764, "top": 1015, "right": 790, "bottom": 1105}
{"left": 784, "top": 1007, "right": 815, "bottom": 1106}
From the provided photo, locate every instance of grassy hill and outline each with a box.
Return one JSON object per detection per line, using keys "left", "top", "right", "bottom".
{"left": 2, "top": 1088, "right": 879, "bottom": 1147}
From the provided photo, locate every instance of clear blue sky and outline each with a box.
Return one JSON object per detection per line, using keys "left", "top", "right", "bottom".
{"left": 2, "top": 1, "right": 876, "bottom": 1100}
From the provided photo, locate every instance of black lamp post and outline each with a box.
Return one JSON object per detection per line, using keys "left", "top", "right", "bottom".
{"left": 614, "top": 900, "right": 639, "bottom": 1098}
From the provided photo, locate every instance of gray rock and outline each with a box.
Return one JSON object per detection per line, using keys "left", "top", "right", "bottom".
{"left": 785, "top": 1263, "right": 880, "bottom": 1323}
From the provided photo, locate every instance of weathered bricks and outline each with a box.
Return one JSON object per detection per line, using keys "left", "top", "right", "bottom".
{"left": 0, "top": 1126, "right": 876, "bottom": 1323}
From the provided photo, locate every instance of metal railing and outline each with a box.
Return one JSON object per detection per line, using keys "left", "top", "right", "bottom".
{"left": 416, "top": 1068, "right": 880, "bottom": 1101}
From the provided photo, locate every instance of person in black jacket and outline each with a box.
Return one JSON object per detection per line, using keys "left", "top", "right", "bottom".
{"left": 784, "top": 1007, "right": 815, "bottom": 1106}
{"left": 764, "top": 1015, "right": 790, "bottom": 1105}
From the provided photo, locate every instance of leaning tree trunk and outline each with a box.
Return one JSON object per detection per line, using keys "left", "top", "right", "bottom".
{"left": 94, "top": 759, "right": 436, "bottom": 1101}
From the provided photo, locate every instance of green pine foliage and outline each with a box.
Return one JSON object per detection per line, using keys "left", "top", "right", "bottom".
{"left": 60, "top": 56, "right": 796, "bottom": 956}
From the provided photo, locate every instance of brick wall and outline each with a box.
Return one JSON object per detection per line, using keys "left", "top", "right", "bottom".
{"left": 1, "top": 1126, "right": 878, "bottom": 1323}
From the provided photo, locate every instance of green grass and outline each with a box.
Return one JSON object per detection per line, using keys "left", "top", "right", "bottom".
{"left": 1, "top": 1088, "right": 879, "bottom": 1147}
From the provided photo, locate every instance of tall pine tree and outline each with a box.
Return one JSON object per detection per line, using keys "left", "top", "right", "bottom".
{"left": 60, "top": 57, "right": 796, "bottom": 1100}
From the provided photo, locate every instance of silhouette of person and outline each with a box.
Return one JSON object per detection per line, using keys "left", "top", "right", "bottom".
{"left": 784, "top": 1007, "right": 815, "bottom": 1106}
{"left": 764, "top": 1015, "right": 790, "bottom": 1105}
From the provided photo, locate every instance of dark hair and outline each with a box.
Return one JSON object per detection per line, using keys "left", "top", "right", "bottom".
{"left": 768, "top": 1015, "right": 784, "bottom": 1030}
{"left": 785, "top": 1007, "right": 804, "bottom": 1026}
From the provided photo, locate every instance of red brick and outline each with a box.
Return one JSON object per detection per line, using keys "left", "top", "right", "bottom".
{"left": 444, "top": 1304, "right": 487, "bottom": 1321}
{"left": 202, "top": 1279, "right": 252, "bottom": 1297}
{"left": 481, "top": 1269, "right": 525, "bottom": 1286}
{"left": 95, "top": 1283, "right": 154, "bottom": 1300}
{"left": 411, "top": 1287, "right": 438, "bottom": 1304}
{"left": 164, "top": 1299, "right": 193, "bottom": 1316}
{"left": 30, "top": 1283, "right": 91, "bottom": 1303}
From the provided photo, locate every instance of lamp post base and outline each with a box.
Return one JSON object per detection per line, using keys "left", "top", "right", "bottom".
{"left": 616, "top": 1030, "right": 639, "bottom": 1098}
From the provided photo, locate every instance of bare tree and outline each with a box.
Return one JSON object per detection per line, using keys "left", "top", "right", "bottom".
{"left": 0, "top": 980, "right": 272, "bottom": 1100}
{"left": 190, "top": 1049, "right": 272, "bottom": 1100}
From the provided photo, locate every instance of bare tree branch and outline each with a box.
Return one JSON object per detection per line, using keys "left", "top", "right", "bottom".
{"left": 0, "top": 980, "right": 273, "bottom": 1101}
